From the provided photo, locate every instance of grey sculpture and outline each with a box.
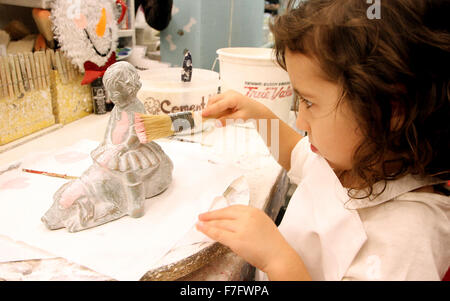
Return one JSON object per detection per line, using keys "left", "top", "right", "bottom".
{"left": 42, "top": 61, "right": 173, "bottom": 232}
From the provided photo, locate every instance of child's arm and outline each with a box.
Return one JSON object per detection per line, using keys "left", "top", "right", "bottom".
{"left": 196, "top": 205, "right": 311, "bottom": 281}
{"left": 202, "top": 90, "right": 303, "bottom": 170}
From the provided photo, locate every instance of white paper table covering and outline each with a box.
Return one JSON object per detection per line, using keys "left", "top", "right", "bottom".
{"left": 0, "top": 234, "right": 56, "bottom": 263}
{"left": 0, "top": 139, "right": 244, "bottom": 280}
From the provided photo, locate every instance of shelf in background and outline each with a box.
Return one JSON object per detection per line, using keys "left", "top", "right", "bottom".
{"left": 0, "top": 0, "right": 135, "bottom": 47}
{"left": 118, "top": 29, "right": 134, "bottom": 38}
{"left": 116, "top": 47, "right": 132, "bottom": 61}
{"left": 0, "top": 0, "right": 53, "bottom": 9}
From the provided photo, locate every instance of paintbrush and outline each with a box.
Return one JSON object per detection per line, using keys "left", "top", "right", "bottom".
{"left": 22, "top": 168, "right": 78, "bottom": 180}
{"left": 134, "top": 111, "right": 213, "bottom": 143}
{"left": 168, "top": 136, "right": 213, "bottom": 147}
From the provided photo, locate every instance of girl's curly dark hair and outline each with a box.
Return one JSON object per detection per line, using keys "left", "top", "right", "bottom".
{"left": 271, "top": 0, "right": 449, "bottom": 198}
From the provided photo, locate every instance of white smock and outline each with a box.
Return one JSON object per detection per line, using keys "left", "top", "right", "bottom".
{"left": 256, "top": 137, "right": 449, "bottom": 280}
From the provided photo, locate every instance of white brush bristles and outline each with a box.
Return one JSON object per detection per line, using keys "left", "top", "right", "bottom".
{"left": 134, "top": 113, "right": 175, "bottom": 143}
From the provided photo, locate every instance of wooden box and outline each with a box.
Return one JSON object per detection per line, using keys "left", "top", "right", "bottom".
{"left": 0, "top": 51, "right": 55, "bottom": 146}
{"left": 0, "top": 49, "right": 94, "bottom": 146}
{"left": 49, "top": 53, "right": 93, "bottom": 125}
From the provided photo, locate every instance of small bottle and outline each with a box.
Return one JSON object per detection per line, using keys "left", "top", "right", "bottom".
{"left": 181, "top": 50, "right": 192, "bottom": 82}
{"left": 91, "top": 77, "right": 107, "bottom": 114}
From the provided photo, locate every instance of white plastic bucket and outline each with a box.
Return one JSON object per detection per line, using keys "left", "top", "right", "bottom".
{"left": 216, "top": 47, "right": 293, "bottom": 122}
{"left": 138, "top": 68, "right": 219, "bottom": 115}
{"left": 137, "top": 68, "right": 219, "bottom": 134}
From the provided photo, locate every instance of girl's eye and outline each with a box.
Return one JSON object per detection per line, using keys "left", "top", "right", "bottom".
{"left": 299, "top": 95, "right": 313, "bottom": 109}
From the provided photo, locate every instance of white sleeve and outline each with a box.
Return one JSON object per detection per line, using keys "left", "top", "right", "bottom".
{"left": 287, "top": 136, "right": 311, "bottom": 185}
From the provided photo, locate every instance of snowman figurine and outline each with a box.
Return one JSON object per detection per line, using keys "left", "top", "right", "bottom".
{"left": 51, "top": 0, "right": 128, "bottom": 113}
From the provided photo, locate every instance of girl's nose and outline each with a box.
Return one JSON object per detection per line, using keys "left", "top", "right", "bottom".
{"left": 96, "top": 8, "right": 107, "bottom": 37}
{"left": 296, "top": 108, "right": 310, "bottom": 133}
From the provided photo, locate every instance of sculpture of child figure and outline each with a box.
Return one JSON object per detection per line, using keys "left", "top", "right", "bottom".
{"left": 42, "top": 61, "right": 173, "bottom": 232}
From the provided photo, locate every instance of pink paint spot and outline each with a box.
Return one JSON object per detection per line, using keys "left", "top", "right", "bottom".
{"left": 134, "top": 113, "right": 148, "bottom": 143}
{"left": 55, "top": 151, "right": 89, "bottom": 164}
{"left": 59, "top": 181, "right": 84, "bottom": 209}
{"left": 112, "top": 111, "right": 129, "bottom": 145}
{"left": 73, "top": 13, "right": 87, "bottom": 29}
{"left": 0, "top": 177, "right": 30, "bottom": 190}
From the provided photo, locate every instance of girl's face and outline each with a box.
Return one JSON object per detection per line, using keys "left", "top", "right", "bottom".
{"left": 285, "top": 49, "right": 364, "bottom": 172}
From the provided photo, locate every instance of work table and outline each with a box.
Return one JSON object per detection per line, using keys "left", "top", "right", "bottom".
{"left": 0, "top": 113, "right": 288, "bottom": 280}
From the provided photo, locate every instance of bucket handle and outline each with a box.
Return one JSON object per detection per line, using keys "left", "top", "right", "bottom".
{"left": 211, "top": 56, "right": 222, "bottom": 94}
{"left": 211, "top": 56, "right": 219, "bottom": 71}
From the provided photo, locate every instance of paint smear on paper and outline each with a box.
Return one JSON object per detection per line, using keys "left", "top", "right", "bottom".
{"left": 0, "top": 177, "right": 30, "bottom": 190}
{"left": 55, "top": 151, "right": 89, "bottom": 164}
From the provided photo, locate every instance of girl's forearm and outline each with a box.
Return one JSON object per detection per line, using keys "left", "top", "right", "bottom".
{"left": 276, "top": 120, "right": 303, "bottom": 171}
{"left": 255, "top": 107, "right": 303, "bottom": 170}
{"left": 265, "top": 245, "right": 312, "bottom": 281}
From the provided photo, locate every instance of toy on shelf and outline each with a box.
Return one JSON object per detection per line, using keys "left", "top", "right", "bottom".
{"left": 3, "top": 20, "right": 30, "bottom": 41}
{"left": 2, "top": 20, "right": 37, "bottom": 55}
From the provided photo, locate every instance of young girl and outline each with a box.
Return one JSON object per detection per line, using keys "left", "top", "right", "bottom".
{"left": 195, "top": 0, "right": 449, "bottom": 280}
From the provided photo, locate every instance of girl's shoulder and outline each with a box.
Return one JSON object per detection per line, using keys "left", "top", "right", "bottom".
{"left": 355, "top": 177, "right": 449, "bottom": 252}
{"left": 366, "top": 181, "right": 450, "bottom": 224}
{"left": 348, "top": 186, "right": 449, "bottom": 280}
{"left": 360, "top": 187, "right": 449, "bottom": 225}
{"left": 394, "top": 183, "right": 450, "bottom": 210}
{"left": 357, "top": 183, "right": 449, "bottom": 256}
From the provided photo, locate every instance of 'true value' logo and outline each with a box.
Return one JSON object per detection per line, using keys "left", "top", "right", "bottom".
{"left": 244, "top": 85, "right": 293, "bottom": 101}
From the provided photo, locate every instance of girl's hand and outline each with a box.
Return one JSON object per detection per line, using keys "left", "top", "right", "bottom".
{"left": 203, "top": 90, "right": 303, "bottom": 171}
{"left": 202, "top": 90, "right": 275, "bottom": 127}
{"left": 196, "top": 205, "right": 292, "bottom": 274}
